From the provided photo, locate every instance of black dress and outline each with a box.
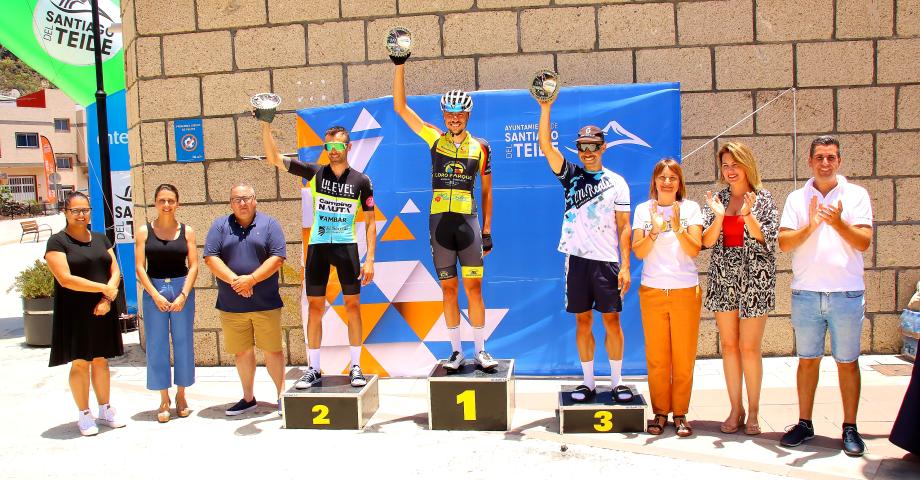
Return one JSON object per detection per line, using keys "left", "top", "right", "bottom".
{"left": 890, "top": 354, "right": 920, "bottom": 455}
{"left": 46, "top": 231, "right": 124, "bottom": 367}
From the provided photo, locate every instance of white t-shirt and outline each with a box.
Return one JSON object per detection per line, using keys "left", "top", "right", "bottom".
{"left": 555, "top": 161, "right": 631, "bottom": 262}
{"left": 632, "top": 199, "right": 704, "bottom": 289}
{"left": 779, "top": 175, "right": 873, "bottom": 291}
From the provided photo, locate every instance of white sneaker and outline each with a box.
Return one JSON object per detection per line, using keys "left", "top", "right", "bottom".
{"left": 97, "top": 404, "right": 126, "bottom": 429}
{"left": 78, "top": 410, "right": 98, "bottom": 436}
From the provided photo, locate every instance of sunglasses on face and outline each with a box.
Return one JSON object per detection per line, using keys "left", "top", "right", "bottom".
{"left": 576, "top": 143, "right": 603, "bottom": 153}
{"left": 230, "top": 195, "right": 255, "bottom": 205}
{"left": 324, "top": 142, "right": 347, "bottom": 152}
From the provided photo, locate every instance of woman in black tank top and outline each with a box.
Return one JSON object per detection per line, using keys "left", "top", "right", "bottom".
{"left": 134, "top": 184, "right": 199, "bottom": 423}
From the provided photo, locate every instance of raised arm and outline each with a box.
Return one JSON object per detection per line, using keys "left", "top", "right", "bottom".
{"left": 537, "top": 100, "right": 565, "bottom": 174}
{"left": 393, "top": 64, "right": 426, "bottom": 134}
{"left": 260, "top": 121, "right": 286, "bottom": 169}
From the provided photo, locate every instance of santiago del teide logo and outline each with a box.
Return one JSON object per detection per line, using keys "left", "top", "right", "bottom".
{"left": 33, "top": 0, "right": 123, "bottom": 66}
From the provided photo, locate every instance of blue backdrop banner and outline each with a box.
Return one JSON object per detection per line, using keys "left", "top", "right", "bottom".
{"left": 295, "top": 82, "right": 681, "bottom": 376}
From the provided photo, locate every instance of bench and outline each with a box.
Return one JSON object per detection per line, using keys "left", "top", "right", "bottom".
{"left": 20, "top": 220, "right": 52, "bottom": 243}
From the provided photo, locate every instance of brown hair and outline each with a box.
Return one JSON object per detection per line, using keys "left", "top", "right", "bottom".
{"left": 64, "top": 191, "right": 89, "bottom": 209}
{"left": 648, "top": 158, "right": 686, "bottom": 201}
{"left": 153, "top": 183, "right": 179, "bottom": 202}
{"left": 716, "top": 142, "right": 763, "bottom": 191}
{"left": 324, "top": 126, "right": 350, "bottom": 143}
{"left": 809, "top": 135, "right": 841, "bottom": 158}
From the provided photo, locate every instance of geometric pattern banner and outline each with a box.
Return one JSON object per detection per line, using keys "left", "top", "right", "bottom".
{"left": 296, "top": 83, "right": 681, "bottom": 376}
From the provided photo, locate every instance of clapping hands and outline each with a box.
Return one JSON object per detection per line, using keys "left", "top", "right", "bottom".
{"left": 648, "top": 200, "right": 667, "bottom": 234}
{"left": 705, "top": 190, "right": 726, "bottom": 217}
{"left": 739, "top": 191, "right": 757, "bottom": 217}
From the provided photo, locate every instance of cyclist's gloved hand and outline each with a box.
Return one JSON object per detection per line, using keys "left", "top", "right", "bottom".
{"left": 390, "top": 52, "right": 410, "bottom": 65}
{"left": 482, "top": 233, "right": 493, "bottom": 253}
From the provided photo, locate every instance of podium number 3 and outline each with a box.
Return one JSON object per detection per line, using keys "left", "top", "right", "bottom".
{"left": 312, "top": 404, "right": 330, "bottom": 425}
{"left": 456, "top": 390, "right": 477, "bottom": 421}
{"left": 594, "top": 411, "right": 613, "bottom": 432}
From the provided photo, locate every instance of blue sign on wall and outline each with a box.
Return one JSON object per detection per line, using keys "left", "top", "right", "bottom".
{"left": 295, "top": 83, "right": 682, "bottom": 376}
{"left": 174, "top": 118, "right": 204, "bottom": 163}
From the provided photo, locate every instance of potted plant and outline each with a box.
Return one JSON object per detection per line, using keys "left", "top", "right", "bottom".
{"left": 8, "top": 260, "right": 55, "bottom": 346}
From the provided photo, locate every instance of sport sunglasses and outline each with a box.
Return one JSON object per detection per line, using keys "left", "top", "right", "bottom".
{"left": 324, "top": 142, "right": 347, "bottom": 152}
{"left": 442, "top": 103, "right": 465, "bottom": 113}
{"left": 576, "top": 143, "right": 603, "bottom": 153}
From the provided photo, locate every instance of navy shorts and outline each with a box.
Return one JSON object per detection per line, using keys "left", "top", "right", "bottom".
{"left": 565, "top": 255, "right": 622, "bottom": 314}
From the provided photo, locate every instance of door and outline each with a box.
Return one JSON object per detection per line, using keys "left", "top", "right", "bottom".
{"left": 8, "top": 175, "right": 37, "bottom": 202}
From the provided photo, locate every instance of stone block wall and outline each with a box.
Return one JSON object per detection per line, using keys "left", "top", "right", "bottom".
{"left": 121, "top": 0, "right": 920, "bottom": 365}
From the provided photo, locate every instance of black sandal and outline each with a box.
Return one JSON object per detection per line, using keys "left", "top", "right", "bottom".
{"left": 647, "top": 414, "right": 667, "bottom": 435}
{"left": 571, "top": 384, "right": 596, "bottom": 402}
{"left": 673, "top": 415, "right": 693, "bottom": 438}
{"left": 613, "top": 384, "right": 634, "bottom": 403}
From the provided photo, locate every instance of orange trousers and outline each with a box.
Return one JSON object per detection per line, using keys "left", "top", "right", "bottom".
{"left": 639, "top": 284, "right": 702, "bottom": 416}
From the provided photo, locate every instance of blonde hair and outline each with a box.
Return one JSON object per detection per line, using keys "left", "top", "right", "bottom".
{"left": 716, "top": 142, "right": 763, "bottom": 191}
{"left": 648, "top": 158, "right": 686, "bottom": 201}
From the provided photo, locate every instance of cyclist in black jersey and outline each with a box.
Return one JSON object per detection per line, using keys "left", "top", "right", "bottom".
{"left": 392, "top": 53, "right": 498, "bottom": 371}
{"left": 259, "top": 120, "right": 377, "bottom": 388}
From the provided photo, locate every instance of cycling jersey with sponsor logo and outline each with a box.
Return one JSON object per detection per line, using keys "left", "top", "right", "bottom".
{"left": 418, "top": 126, "right": 491, "bottom": 215}
{"left": 285, "top": 159, "right": 374, "bottom": 244}
{"left": 555, "top": 160, "right": 630, "bottom": 262}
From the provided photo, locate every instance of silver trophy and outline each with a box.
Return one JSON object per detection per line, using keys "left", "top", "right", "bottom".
{"left": 386, "top": 26, "right": 413, "bottom": 59}
{"left": 530, "top": 69, "right": 560, "bottom": 102}
{"left": 251, "top": 92, "right": 282, "bottom": 123}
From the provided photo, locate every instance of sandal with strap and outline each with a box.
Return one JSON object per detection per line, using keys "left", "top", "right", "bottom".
{"left": 156, "top": 400, "right": 171, "bottom": 424}
{"left": 647, "top": 414, "right": 668, "bottom": 435}
{"left": 673, "top": 415, "right": 693, "bottom": 438}
{"left": 571, "top": 384, "right": 596, "bottom": 402}
{"left": 612, "top": 384, "right": 634, "bottom": 403}
{"left": 176, "top": 396, "right": 191, "bottom": 418}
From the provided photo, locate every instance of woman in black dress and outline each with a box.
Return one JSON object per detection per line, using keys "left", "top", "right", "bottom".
{"left": 45, "top": 192, "right": 126, "bottom": 436}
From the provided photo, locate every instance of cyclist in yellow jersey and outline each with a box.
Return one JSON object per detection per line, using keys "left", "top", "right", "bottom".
{"left": 391, "top": 53, "right": 497, "bottom": 371}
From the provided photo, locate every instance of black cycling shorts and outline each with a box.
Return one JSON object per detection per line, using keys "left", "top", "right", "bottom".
{"left": 305, "top": 243, "right": 361, "bottom": 296}
{"left": 565, "top": 255, "right": 622, "bottom": 313}
{"left": 429, "top": 212, "right": 483, "bottom": 280}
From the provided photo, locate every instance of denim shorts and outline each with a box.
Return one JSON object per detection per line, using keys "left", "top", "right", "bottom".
{"left": 791, "top": 290, "right": 865, "bottom": 362}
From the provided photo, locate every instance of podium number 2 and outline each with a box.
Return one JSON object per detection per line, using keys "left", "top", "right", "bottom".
{"left": 312, "top": 404, "right": 330, "bottom": 425}
{"left": 456, "top": 390, "right": 477, "bottom": 421}
{"left": 594, "top": 411, "right": 613, "bottom": 432}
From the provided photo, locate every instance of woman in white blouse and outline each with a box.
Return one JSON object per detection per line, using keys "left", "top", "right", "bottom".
{"left": 632, "top": 159, "right": 704, "bottom": 437}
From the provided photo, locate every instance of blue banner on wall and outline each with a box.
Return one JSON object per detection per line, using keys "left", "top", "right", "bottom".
{"left": 87, "top": 90, "right": 137, "bottom": 312}
{"left": 295, "top": 83, "right": 681, "bottom": 376}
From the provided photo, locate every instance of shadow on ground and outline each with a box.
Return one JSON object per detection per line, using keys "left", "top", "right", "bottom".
{"left": 0, "top": 316, "right": 24, "bottom": 340}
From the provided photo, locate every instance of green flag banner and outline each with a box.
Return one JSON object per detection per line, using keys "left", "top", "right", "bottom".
{"left": 0, "top": 0, "right": 137, "bottom": 311}
{"left": 0, "top": 0, "right": 124, "bottom": 106}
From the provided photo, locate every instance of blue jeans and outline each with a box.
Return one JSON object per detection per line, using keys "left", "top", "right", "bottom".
{"left": 142, "top": 277, "right": 195, "bottom": 390}
{"left": 791, "top": 290, "right": 865, "bottom": 363}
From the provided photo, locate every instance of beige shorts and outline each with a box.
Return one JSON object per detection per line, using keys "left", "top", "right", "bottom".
{"left": 219, "top": 308, "right": 283, "bottom": 355}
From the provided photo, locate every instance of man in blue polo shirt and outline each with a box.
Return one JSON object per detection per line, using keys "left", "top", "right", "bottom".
{"left": 204, "top": 183, "right": 287, "bottom": 416}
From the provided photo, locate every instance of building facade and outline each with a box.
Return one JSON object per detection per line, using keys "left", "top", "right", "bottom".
{"left": 120, "top": 0, "right": 920, "bottom": 366}
{"left": 0, "top": 88, "right": 88, "bottom": 205}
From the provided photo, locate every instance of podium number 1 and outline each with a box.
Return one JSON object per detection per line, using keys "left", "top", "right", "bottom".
{"left": 594, "top": 411, "right": 613, "bottom": 432}
{"left": 312, "top": 404, "right": 330, "bottom": 425}
{"left": 456, "top": 389, "right": 477, "bottom": 421}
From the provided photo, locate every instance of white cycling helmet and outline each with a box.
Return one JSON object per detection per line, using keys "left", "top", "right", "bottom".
{"left": 440, "top": 89, "right": 473, "bottom": 113}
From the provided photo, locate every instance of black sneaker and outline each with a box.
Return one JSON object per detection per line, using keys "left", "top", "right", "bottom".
{"left": 349, "top": 365, "right": 367, "bottom": 387}
{"left": 294, "top": 367, "right": 322, "bottom": 389}
{"left": 780, "top": 420, "right": 815, "bottom": 447}
{"left": 842, "top": 425, "right": 866, "bottom": 457}
{"left": 225, "top": 398, "right": 257, "bottom": 416}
